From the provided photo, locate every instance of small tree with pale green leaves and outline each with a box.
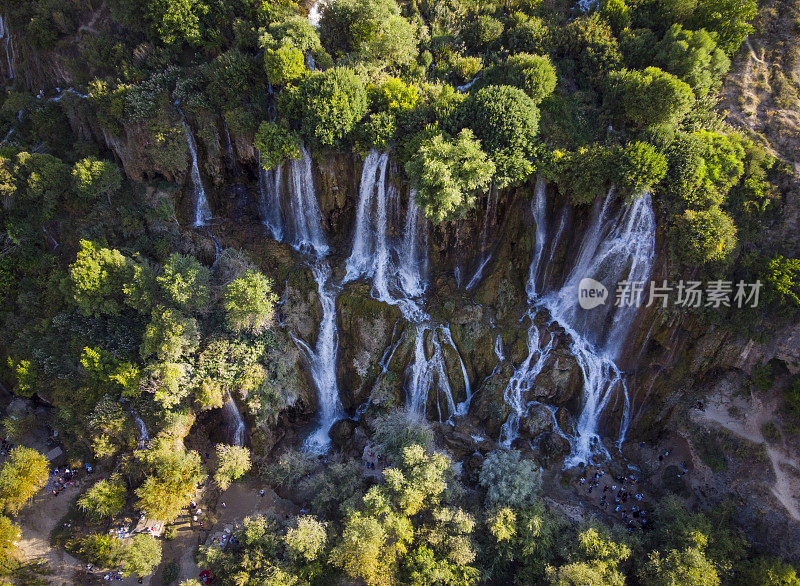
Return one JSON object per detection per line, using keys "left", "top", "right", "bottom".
{"left": 214, "top": 444, "right": 252, "bottom": 490}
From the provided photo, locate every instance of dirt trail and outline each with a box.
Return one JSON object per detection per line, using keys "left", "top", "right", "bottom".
{"left": 693, "top": 392, "right": 800, "bottom": 520}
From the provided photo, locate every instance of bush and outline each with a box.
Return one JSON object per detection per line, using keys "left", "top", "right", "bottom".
{"left": 605, "top": 67, "right": 695, "bottom": 128}
{"left": 462, "top": 15, "right": 504, "bottom": 52}
{"left": 367, "top": 78, "right": 420, "bottom": 113}
{"left": 296, "top": 68, "right": 368, "bottom": 148}
{"left": 615, "top": 141, "right": 668, "bottom": 199}
{"left": 479, "top": 450, "right": 542, "bottom": 510}
{"left": 264, "top": 44, "right": 307, "bottom": 87}
{"left": 763, "top": 257, "right": 800, "bottom": 307}
{"left": 372, "top": 409, "right": 434, "bottom": 464}
{"left": 405, "top": 129, "right": 495, "bottom": 224}
{"left": 672, "top": 206, "right": 737, "bottom": 265}
{"left": 481, "top": 53, "right": 557, "bottom": 103}
{"left": 459, "top": 85, "right": 540, "bottom": 187}
{"left": 223, "top": 269, "right": 279, "bottom": 333}
{"left": 255, "top": 121, "right": 301, "bottom": 170}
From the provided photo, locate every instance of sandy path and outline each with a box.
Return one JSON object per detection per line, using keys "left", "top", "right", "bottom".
{"left": 693, "top": 392, "right": 800, "bottom": 520}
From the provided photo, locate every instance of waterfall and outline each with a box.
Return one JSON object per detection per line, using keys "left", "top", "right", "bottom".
{"left": 133, "top": 415, "right": 149, "bottom": 448}
{"left": 222, "top": 119, "right": 236, "bottom": 169}
{"left": 305, "top": 52, "right": 317, "bottom": 71}
{"left": 257, "top": 142, "right": 340, "bottom": 451}
{"left": 466, "top": 185, "right": 498, "bottom": 290}
{"left": 308, "top": 0, "right": 324, "bottom": 27}
{"left": 0, "top": 15, "right": 15, "bottom": 80}
{"left": 223, "top": 391, "right": 246, "bottom": 446}
{"left": 257, "top": 154, "right": 284, "bottom": 241}
{"left": 500, "top": 183, "right": 655, "bottom": 465}
{"left": 345, "top": 152, "right": 467, "bottom": 420}
{"left": 287, "top": 145, "right": 328, "bottom": 257}
{"left": 293, "top": 263, "right": 344, "bottom": 453}
{"left": 175, "top": 107, "right": 212, "bottom": 227}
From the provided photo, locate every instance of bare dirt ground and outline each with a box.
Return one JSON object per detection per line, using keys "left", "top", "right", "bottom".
{"left": 691, "top": 390, "right": 800, "bottom": 520}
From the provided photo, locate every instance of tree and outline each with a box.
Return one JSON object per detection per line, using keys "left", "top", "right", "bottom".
{"left": 367, "top": 78, "right": 420, "bottom": 113}
{"left": 296, "top": 68, "right": 367, "bottom": 148}
{"left": 615, "top": 141, "right": 668, "bottom": 199}
{"left": 460, "top": 85, "right": 540, "bottom": 187}
{"left": 157, "top": 253, "right": 210, "bottom": 312}
{"left": 690, "top": 0, "right": 757, "bottom": 55}
{"left": 255, "top": 121, "right": 301, "bottom": 170}
{"left": 78, "top": 477, "right": 127, "bottom": 521}
{"left": 462, "top": 15, "right": 504, "bottom": 52}
{"left": 0, "top": 447, "right": 49, "bottom": 516}
{"left": 641, "top": 547, "right": 720, "bottom": 586}
{"left": 139, "top": 307, "right": 199, "bottom": 361}
{"left": 605, "top": 67, "right": 695, "bottom": 128}
{"left": 547, "top": 525, "right": 631, "bottom": 586}
{"left": 672, "top": 206, "right": 737, "bottom": 265}
{"left": 264, "top": 44, "right": 307, "bottom": 87}
{"left": 223, "top": 270, "right": 279, "bottom": 333}
{"left": 372, "top": 409, "right": 434, "bottom": 464}
{"left": 72, "top": 157, "right": 123, "bottom": 205}
{"left": 135, "top": 449, "right": 206, "bottom": 523}
{"left": 145, "top": 0, "right": 208, "bottom": 46}
{"left": 214, "top": 444, "right": 252, "bottom": 490}
{"left": 655, "top": 25, "right": 730, "bottom": 97}
{"left": 479, "top": 450, "right": 542, "bottom": 510}
{"left": 405, "top": 129, "right": 495, "bottom": 224}
{"left": 69, "top": 240, "right": 132, "bottom": 316}
{"left": 285, "top": 515, "right": 327, "bottom": 563}
{"left": 481, "top": 54, "right": 557, "bottom": 103}
{"left": 556, "top": 15, "right": 622, "bottom": 86}
{"left": 122, "top": 534, "right": 162, "bottom": 577}
{"left": 0, "top": 515, "right": 21, "bottom": 566}
{"left": 320, "top": 0, "right": 418, "bottom": 67}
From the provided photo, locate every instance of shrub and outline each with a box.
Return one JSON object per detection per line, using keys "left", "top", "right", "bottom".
{"left": 367, "top": 78, "right": 420, "bottom": 113}
{"left": 295, "top": 68, "right": 368, "bottom": 148}
{"left": 479, "top": 450, "right": 542, "bottom": 510}
{"left": 459, "top": 85, "right": 540, "bottom": 187}
{"left": 72, "top": 157, "right": 123, "bottom": 204}
{"left": 763, "top": 257, "right": 800, "bottom": 307}
{"left": 605, "top": 67, "right": 696, "bottom": 128}
{"left": 672, "top": 206, "right": 737, "bottom": 265}
{"left": 405, "top": 129, "right": 495, "bottom": 224}
{"left": 264, "top": 44, "right": 307, "bottom": 87}
{"left": 481, "top": 53, "right": 557, "bottom": 103}
{"left": 615, "top": 141, "right": 668, "bottom": 199}
{"left": 372, "top": 409, "right": 434, "bottom": 464}
{"left": 655, "top": 25, "right": 730, "bottom": 97}
{"left": 255, "top": 121, "right": 301, "bottom": 170}
{"left": 462, "top": 15, "right": 504, "bottom": 52}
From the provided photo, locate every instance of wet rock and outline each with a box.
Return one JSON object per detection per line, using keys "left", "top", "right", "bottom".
{"left": 443, "top": 431, "right": 475, "bottom": 460}
{"left": 539, "top": 431, "right": 571, "bottom": 464}
{"left": 469, "top": 363, "right": 514, "bottom": 438}
{"left": 520, "top": 403, "right": 554, "bottom": 438}
{"left": 284, "top": 266, "right": 322, "bottom": 342}
{"left": 555, "top": 407, "right": 574, "bottom": 436}
{"left": 465, "top": 452, "right": 485, "bottom": 484}
{"left": 533, "top": 349, "right": 583, "bottom": 406}
{"left": 329, "top": 418, "right": 357, "bottom": 449}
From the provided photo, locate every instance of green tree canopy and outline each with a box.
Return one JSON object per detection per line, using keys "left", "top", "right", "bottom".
{"left": 78, "top": 477, "right": 127, "bottom": 521}
{"left": 405, "top": 129, "right": 495, "bottom": 224}
{"left": 72, "top": 157, "right": 123, "bottom": 204}
{"left": 605, "top": 66, "right": 696, "bottom": 128}
{"left": 295, "top": 68, "right": 368, "bottom": 148}
{"left": 214, "top": 444, "right": 252, "bottom": 490}
{"left": 459, "top": 85, "right": 540, "bottom": 187}
{"left": 223, "top": 269, "right": 279, "bottom": 334}
{"left": 0, "top": 446, "right": 49, "bottom": 516}
{"left": 69, "top": 240, "right": 132, "bottom": 317}
{"left": 122, "top": 534, "right": 162, "bottom": 577}
{"left": 135, "top": 449, "right": 206, "bottom": 523}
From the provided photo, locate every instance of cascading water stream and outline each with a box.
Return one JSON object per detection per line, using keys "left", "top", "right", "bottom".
{"left": 133, "top": 415, "right": 149, "bottom": 448}
{"left": 257, "top": 143, "right": 341, "bottom": 452}
{"left": 0, "top": 14, "right": 15, "bottom": 80}
{"left": 466, "top": 185, "right": 498, "bottom": 290}
{"left": 344, "top": 151, "right": 469, "bottom": 420}
{"left": 500, "top": 179, "right": 655, "bottom": 465}
{"left": 257, "top": 154, "right": 284, "bottom": 241}
{"left": 292, "top": 263, "right": 344, "bottom": 452}
{"left": 175, "top": 104, "right": 212, "bottom": 227}
{"left": 223, "top": 390, "right": 246, "bottom": 446}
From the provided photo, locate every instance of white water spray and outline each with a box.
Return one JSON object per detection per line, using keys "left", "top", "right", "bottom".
{"left": 176, "top": 107, "right": 212, "bottom": 227}
{"left": 0, "top": 15, "right": 15, "bottom": 80}
{"left": 223, "top": 390, "right": 246, "bottom": 446}
{"left": 501, "top": 181, "right": 655, "bottom": 465}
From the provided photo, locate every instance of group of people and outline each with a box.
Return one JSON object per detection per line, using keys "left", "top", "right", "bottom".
{"left": 362, "top": 445, "right": 383, "bottom": 471}
{"left": 50, "top": 467, "right": 78, "bottom": 496}
{"left": 578, "top": 470, "right": 650, "bottom": 533}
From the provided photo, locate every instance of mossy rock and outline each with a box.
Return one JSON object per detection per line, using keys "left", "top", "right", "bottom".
{"left": 469, "top": 363, "right": 514, "bottom": 437}
{"left": 284, "top": 265, "right": 322, "bottom": 343}
{"left": 336, "top": 282, "right": 402, "bottom": 409}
